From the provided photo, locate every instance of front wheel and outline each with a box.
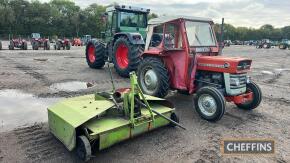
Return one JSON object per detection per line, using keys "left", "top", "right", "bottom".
{"left": 235, "top": 81, "right": 262, "bottom": 110}
{"left": 76, "top": 135, "right": 91, "bottom": 162}
{"left": 85, "top": 40, "right": 106, "bottom": 69}
{"left": 137, "top": 57, "right": 169, "bottom": 98}
{"left": 194, "top": 87, "right": 226, "bottom": 122}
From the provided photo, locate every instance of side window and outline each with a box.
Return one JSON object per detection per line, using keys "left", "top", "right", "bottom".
{"left": 112, "top": 12, "right": 117, "bottom": 30}
{"left": 150, "top": 25, "right": 163, "bottom": 47}
{"left": 164, "top": 23, "right": 182, "bottom": 49}
{"left": 106, "top": 11, "right": 112, "bottom": 32}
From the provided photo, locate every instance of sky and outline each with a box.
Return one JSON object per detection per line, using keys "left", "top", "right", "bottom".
{"left": 42, "top": 0, "right": 290, "bottom": 28}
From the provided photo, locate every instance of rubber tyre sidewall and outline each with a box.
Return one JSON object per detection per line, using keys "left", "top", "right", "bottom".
{"left": 76, "top": 135, "right": 91, "bottom": 162}
{"left": 194, "top": 87, "right": 226, "bottom": 122}
{"left": 137, "top": 57, "right": 169, "bottom": 98}
{"left": 236, "top": 81, "right": 262, "bottom": 110}
{"left": 113, "top": 37, "right": 142, "bottom": 78}
{"left": 85, "top": 40, "right": 106, "bottom": 69}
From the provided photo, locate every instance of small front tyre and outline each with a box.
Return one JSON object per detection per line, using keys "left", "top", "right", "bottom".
{"left": 235, "top": 81, "right": 262, "bottom": 110}
{"left": 76, "top": 135, "right": 91, "bottom": 162}
{"left": 85, "top": 40, "right": 106, "bottom": 69}
{"left": 169, "top": 112, "right": 179, "bottom": 127}
{"left": 194, "top": 87, "right": 226, "bottom": 122}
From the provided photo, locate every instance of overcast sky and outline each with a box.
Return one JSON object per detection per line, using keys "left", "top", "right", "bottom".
{"left": 44, "top": 0, "right": 290, "bottom": 28}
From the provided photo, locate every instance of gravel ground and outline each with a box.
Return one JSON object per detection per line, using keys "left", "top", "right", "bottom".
{"left": 0, "top": 41, "right": 290, "bottom": 163}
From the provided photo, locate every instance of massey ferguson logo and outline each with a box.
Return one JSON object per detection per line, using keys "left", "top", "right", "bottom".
{"left": 198, "top": 62, "right": 230, "bottom": 68}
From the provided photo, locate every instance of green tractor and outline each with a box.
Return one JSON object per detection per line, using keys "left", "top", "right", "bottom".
{"left": 279, "top": 39, "right": 290, "bottom": 50}
{"left": 85, "top": 5, "right": 149, "bottom": 77}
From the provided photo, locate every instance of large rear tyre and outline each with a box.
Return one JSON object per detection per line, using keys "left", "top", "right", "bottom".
{"left": 32, "top": 42, "right": 39, "bottom": 50}
{"left": 137, "top": 57, "right": 169, "bottom": 98}
{"left": 113, "top": 37, "right": 142, "bottom": 77}
{"left": 76, "top": 135, "right": 91, "bottom": 162}
{"left": 22, "top": 42, "right": 28, "bottom": 50}
{"left": 9, "top": 41, "right": 14, "bottom": 50}
{"left": 194, "top": 87, "right": 226, "bottom": 122}
{"left": 235, "top": 81, "right": 262, "bottom": 110}
{"left": 66, "top": 43, "right": 71, "bottom": 50}
{"left": 85, "top": 40, "right": 106, "bottom": 69}
{"left": 45, "top": 41, "right": 50, "bottom": 50}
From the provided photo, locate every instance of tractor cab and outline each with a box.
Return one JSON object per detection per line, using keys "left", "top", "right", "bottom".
{"left": 104, "top": 4, "right": 149, "bottom": 41}
{"left": 144, "top": 16, "right": 219, "bottom": 56}
{"left": 31, "top": 33, "right": 41, "bottom": 39}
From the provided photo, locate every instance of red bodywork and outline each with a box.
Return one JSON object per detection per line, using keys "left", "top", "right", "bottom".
{"left": 10, "top": 38, "right": 27, "bottom": 48}
{"left": 72, "top": 38, "right": 82, "bottom": 46}
{"left": 142, "top": 18, "right": 253, "bottom": 103}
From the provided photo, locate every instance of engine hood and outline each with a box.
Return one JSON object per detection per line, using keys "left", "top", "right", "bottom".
{"left": 196, "top": 55, "right": 252, "bottom": 74}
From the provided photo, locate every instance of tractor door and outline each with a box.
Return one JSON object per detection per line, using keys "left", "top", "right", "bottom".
{"left": 162, "top": 22, "right": 189, "bottom": 90}
{"left": 105, "top": 11, "right": 118, "bottom": 42}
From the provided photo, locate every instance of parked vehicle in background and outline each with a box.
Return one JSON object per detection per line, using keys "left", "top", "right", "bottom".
{"left": 72, "top": 38, "right": 82, "bottom": 46}
{"left": 54, "top": 38, "right": 71, "bottom": 50}
{"left": 82, "top": 35, "right": 92, "bottom": 46}
{"left": 224, "top": 40, "right": 232, "bottom": 46}
{"left": 279, "top": 39, "right": 290, "bottom": 49}
{"left": 9, "top": 37, "right": 28, "bottom": 50}
{"left": 232, "top": 40, "right": 243, "bottom": 45}
{"left": 256, "top": 39, "right": 271, "bottom": 49}
{"left": 31, "top": 33, "right": 50, "bottom": 50}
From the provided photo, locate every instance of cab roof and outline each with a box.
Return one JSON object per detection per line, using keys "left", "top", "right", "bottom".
{"left": 106, "top": 4, "right": 150, "bottom": 13}
{"left": 148, "top": 15, "right": 213, "bottom": 25}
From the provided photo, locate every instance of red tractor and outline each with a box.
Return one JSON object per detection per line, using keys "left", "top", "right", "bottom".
{"left": 54, "top": 38, "right": 71, "bottom": 50}
{"left": 137, "top": 16, "right": 262, "bottom": 121}
{"left": 31, "top": 33, "right": 50, "bottom": 50}
{"left": 72, "top": 38, "right": 82, "bottom": 46}
{"left": 9, "top": 38, "right": 28, "bottom": 50}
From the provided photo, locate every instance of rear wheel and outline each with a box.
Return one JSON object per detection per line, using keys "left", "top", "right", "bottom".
{"left": 113, "top": 37, "right": 142, "bottom": 77}
{"left": 194, "top": 87, "right": 226, "bottom": 122}
{"left": 85, "top": 40, "right": 106, "bottom": 69}
{"left": 235, "top": 81, "right": 262, "bottom": 110}
{"left": 22, "top": 42, "right": 28, "bottom": 50}
{"left": 137, "top": 57, "right": 169, "bottom": 98}
{"left": 32, "top": 42, "right": 39, "bottom": 50}
{"left": 76, "top": 135, "right": 91, "bottom": 162}
{"left": 45, "top": 41, "right": 50, "bottom": 50}
{"left": 169, "top": 113, "right": 179, "bottom": 127}
{"left": 66, "top": 42, "right": 71, "bottom": 50}
{"left": 9, "top": 41, "right": 14, "bottom": 50}
{"left": 0, "top": 41, "right": 2, "bottom": 50}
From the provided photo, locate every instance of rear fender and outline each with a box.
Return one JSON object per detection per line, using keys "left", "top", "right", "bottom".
{"left": 114, "top": 33, "right": 145, "bottom": 45}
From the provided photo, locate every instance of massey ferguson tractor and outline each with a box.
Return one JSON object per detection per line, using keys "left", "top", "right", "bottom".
{"left": 136, "top": 16, "right": 262, "bottom": 122}
{"left": 54, "top": 38, "right": 71, "bottom": 50}
{"left": 8, "top": 37, "right": 28, "bottom": 50}
{"left": 85, "top": 5, "right": 149, "bottom": 77}
{"left": 31, "top": 33, "right": 50, "bottom": 50}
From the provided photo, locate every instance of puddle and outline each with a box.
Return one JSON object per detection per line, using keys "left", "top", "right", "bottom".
{"left": 49, "top": 81, "right": 89, "bottom": 92}
{"left": 0, "top": 89, "right": 59, "bottom": 132}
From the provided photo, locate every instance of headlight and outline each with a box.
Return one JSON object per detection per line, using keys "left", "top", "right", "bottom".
{"left": 230, "top": 78, "right": 240, "bottom": 86}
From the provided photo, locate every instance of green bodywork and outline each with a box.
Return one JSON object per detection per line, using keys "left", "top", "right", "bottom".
{"left": 48, "top": 72, "right": 175, "bottom": 151}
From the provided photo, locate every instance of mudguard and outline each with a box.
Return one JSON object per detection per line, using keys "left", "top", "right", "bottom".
{"left": 114, "top": 32, "right": 145, "bottom": 45}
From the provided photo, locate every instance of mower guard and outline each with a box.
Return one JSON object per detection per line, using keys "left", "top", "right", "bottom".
{"left": 48, "top": 93, "right": 172, "bottom": 151}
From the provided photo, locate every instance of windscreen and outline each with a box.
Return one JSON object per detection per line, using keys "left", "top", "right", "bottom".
{"left": 120, "top": 12, "right": 147, "bottom": 28}
{"left": 185, "top": 21, "right": 216, "bottom": 47}
{"left": 32, "top": 33, "right": 40, "bottom": 39}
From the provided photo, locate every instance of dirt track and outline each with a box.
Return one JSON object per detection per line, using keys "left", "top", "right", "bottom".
{"left": 0, "top": 42, "right": 290, "bottom": 162}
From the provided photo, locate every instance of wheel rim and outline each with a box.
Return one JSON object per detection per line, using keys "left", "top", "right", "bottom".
{"left": 116, "top": 43, "right": 129, "bottom": 69}
{"left": 140, "top": 67, "right": 158, "bottom": 94}
{"left": 198, "top": 94, "right": 217, "bottom": 117}
{"left": 88, "top": 45, "right": 95, "bottom": 63}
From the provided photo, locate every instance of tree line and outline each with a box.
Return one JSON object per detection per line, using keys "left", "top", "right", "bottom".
{"left": 0, "top": 0, "right": 290, "bottom": 41}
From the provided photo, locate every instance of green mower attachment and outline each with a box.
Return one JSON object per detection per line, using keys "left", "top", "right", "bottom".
{"left": 48, "top": 72, "right": 183, "bottom": 161}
